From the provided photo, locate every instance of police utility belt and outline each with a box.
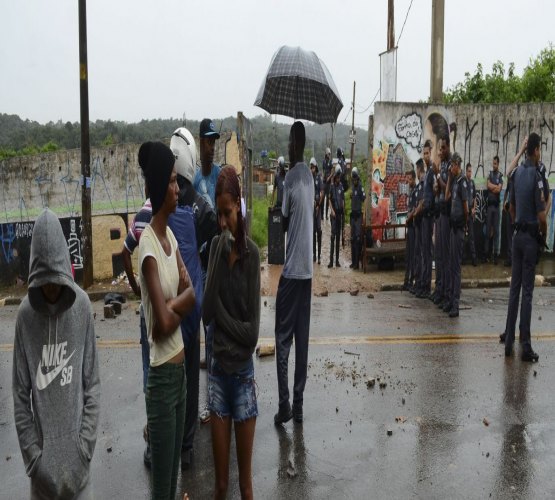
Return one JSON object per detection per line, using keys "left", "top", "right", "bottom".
{"left": 514, "top": 222, "right": 539, "bottom": 237}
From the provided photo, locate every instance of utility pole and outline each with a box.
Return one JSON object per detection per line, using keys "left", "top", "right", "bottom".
{"left": 430, "top": 0, "right": 445, "bottom": 102}
{"left": 387, "top": 0, "right": 395, "bottom": 50}
{"left": 79, "top": 0, "right": 93, "bottom": 288}
{"left": 349, "top": 81, "right": 356, "bottom": 172}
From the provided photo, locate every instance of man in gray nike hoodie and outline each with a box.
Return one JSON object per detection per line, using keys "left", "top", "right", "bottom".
{"left": 12, "top": 208, "right": 100, "bottom": 499}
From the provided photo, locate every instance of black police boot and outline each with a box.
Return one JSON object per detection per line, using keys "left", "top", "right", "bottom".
{"left": 448, "top": 307, "right": 459, "bottom": 318}
{"left": 521, "top": 348, "right": 539, "bottom": 362}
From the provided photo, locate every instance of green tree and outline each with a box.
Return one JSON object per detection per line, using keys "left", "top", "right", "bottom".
{"left": 444, "top": 44, "right": 554, "bottom": 104}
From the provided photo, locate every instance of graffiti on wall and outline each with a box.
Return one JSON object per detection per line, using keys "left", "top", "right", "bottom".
{"left": 372, "top": 103, "right": 555, "bottom": 254}
{"left": 0, "top": 214, "right": 130, "bottom": 286}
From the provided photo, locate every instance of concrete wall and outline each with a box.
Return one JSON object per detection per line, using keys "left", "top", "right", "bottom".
{"left": 0, "top": 131, "right": 241, "bottom": 285}
{"left": 370, "top": 102, "right": 555, "bottom": 255}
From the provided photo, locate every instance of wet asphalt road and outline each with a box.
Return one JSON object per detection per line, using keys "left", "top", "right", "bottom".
{"left": 1, "top": 288, "right": 555, "bottom": 499}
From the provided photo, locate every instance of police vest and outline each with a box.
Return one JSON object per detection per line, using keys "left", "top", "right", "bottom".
{"left": 514, "top": 162, "right": 545, "bottom": 225}
{"left": 351, "top": 185, "right": 365, "bottom": 213}
{"left": 330, "top": 183, "right": 345, "bottom": 212}
{"left": 488, "top": 170, "right": 503, "bottom": 206}
{"left": 314, "top": 174, "right": 323, "bottom": 203}
{"left": 450, "top": 175, "right": 468, "bottom": 224}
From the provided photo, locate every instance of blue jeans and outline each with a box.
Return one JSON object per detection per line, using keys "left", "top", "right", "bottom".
{"left": 208, "top": 358, "right": 258, "bottom": 422}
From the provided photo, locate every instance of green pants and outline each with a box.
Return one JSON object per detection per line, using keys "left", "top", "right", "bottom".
{"left": 146, "top": 361, "right": 186, "bottom": 500}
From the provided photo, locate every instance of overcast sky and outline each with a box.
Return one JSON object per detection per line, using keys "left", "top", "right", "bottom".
{"left": 1, "top": 0, "right": 553, "bottom": 128}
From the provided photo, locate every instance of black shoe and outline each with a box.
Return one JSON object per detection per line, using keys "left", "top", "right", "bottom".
{"left": 350, "top": 263, "right": 355, "bottom": 269}
{"left": 409, "top": 286, "right": 417, "bottom": 295}
{"left": 433, "top": 294, "right": 443, "bottom": 305}
{"left": 505, "top": 342, "right": 514, "bottom": 357}
{"left": 499, "top": 332, "right": 506, "bottom": 344}
{"left": 328, "top": 262, "right": 333, "bottom": 268}
{"left": 442, "top": 302, "right": 452, "bottom": 313}
{"left": 336, "top": 261, "right": 340, "bottom": 268}
{"left": 521, "top": 349, "right": 539, "bottom": 362}
{"left": 472, "top": 258, "right": 477, "bottom": 267}
{"left": 448, "top": 308, "right": 459, "bottom": 318}
{"left": 493, "top": 255, "right": 498, "bottom": 265}
{"left": 402, "top": 283, "right": 410, "bottom": 291}
{"left": 318, "top": 259, "right": 321, "bottom": 265}
{"left": 313, "top": 255, "right": 316, "bottom": 262}
{"left": 274, "top": 406, "right": 293, "bottom": 425}
{"left": 181, "top": 448, "right": 193, "bottom": 471}
{"left": 504, "top": 260, "right": 511, "bottom": 267}
{"left": 144, "top": 444, "right": 152, "bottom": 469}
{"left": 293, "top": 404, "right": 303, "bottom": 424}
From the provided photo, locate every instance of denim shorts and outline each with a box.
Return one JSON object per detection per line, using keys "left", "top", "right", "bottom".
{"left": 208, "top": 358, "right": 258, "bottom": 422}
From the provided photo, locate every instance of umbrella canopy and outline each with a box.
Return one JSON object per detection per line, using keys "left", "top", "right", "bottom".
{"left": 254, "top": 45, "right": 343, "bottom": 125}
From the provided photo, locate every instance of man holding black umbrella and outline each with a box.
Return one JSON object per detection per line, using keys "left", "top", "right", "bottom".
{"left": 274, "top": 122, "right": 314, "bottom": 425}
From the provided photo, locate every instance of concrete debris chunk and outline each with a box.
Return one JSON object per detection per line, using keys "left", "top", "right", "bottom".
{"left": 256, "top": 344, "right": 275, "bottom": 357}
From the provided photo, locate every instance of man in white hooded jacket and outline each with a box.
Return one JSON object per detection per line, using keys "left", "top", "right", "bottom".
{"left": 12, "top": 208, "right": 100, "bottom": 499}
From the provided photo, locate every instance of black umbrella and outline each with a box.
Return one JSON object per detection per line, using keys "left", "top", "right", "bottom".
{"left": 254, "top": 45, "right": 343, "bottom": 124}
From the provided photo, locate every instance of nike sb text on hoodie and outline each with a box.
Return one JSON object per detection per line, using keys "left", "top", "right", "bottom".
{"left": 12, "top": 208, "right": 100, "bottom": 499}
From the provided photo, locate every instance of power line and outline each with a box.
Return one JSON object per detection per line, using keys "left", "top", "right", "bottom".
{"left": 396, "top": 0, "right": 415, "bottom": 46}
{"left": 355, "top": 87, "right": 380, "bottom": 114}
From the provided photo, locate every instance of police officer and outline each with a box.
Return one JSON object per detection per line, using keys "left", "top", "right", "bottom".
{"left": 412, "top": 161, "right": 425, "bottom": 293}
{"left": 350, "top": 167, "right": 366, "bottom": 270}
{"left": 502, "top": 133, "right": 546, "bottom": 362}
{"left": 328, "top": 165, "right": 345, "bottom": 268}
{"left": 311, "top": 157, "right": 324, "bottom": 264}
{"left": 337, "top": 147, "right": 349, "bottom": 248}
{"left": 417, "top": 142, "right": 436, "bottom": 298}
{"left": 465, "top": 163, "right": 477, "bottom": 266}
{"left": 322, "top": 147, "right": 333, "bottom": 220}
{"left": 484, "top": 155, "right": 503, "bottom": 264}
{"left": 272, "top": 156, "right": 287, "bottom": 209}
{"left": 403, "top": 169, "right": 418, "bottom": 289}
{"left": 443, "top": 153, "right": 468, "bottom": 317}
{"left": 436, "top": 136, "right": 452, "bottom": 307}
{"left": 503, "top": 169, "right": 515, "bottom": 266}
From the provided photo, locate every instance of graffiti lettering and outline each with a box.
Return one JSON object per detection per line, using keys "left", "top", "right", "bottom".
{"left": 15, "top": 222, "right": 34, "bottom": 239}
{"left": 395, "top": 113, "right": 422, "bottom": 151}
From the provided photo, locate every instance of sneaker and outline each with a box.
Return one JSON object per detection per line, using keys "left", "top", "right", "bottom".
{"left": 293, "top": 404, "right": 303, "bottom": 424}
{"left": 199, "top": 405, "right": 211, "bottom": 424}
{"left": 499, "top": 332, "right": 506, "bottom": 344}
{"left": 144, "top": 444, "right": 152, "bottom": 469}
{"left": 521, "top": 349, "right": 539, "bottom": 362}
{"left": 181, "top": 448, "right": 193, "bottom": 471}
{"left": 274, "top": 405, "right": 293, "bottom": 425}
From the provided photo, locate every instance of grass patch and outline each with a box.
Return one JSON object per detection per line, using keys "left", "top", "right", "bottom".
{"left": 250, "top": 196, "right": 270, "bottom": 249}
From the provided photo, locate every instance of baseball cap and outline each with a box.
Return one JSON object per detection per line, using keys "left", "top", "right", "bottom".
{"left": 310, "top": 157, "right": 317, "bottom": 167}
{"left": 199, "top": 118, "right": 220, "bottom": 139}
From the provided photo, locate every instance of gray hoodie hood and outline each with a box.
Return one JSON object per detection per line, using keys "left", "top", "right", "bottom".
{"left": 28, "top": 208, "right": 76, "bottom": 316}
{"left": 12, "top": 209, "right": 100, "bottom": 499}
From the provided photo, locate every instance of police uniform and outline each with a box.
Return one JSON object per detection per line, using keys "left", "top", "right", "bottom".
{"left": 350, "top": 179, "right": 366, "bottom": 269}
{"left": 485, "top": 169, "right": 503, "bottom": 262}
{"left": 404, "top": 181, "right": 418, "bottom": 288}
{"left": 322, "top": 156, "right": 333, "bottom": 219}
{"left": 503, "top": 170, "right": 515, "bottom": 266}
{"left": 328, "top": 180, "right": 345, "bottom": 267}
{"left": 420, "top": 166, "right": 435, "bottom": 297}
{"left": 465, "top": 176, "right": 477, "bottom": 265}
{"left": 437, "top": 155, "right": 452, "bottom": 305}
{"left": 444, "top": 173, "right": 468, "bottom": 316}
{"left": 313, "top": 170, "right": 324, "bottom": 263}
{"left": 503, "top": 159, "right": 546, "bottom": 360}
{"left": 412, "top": 178, "right": 424, "bottom": 292}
